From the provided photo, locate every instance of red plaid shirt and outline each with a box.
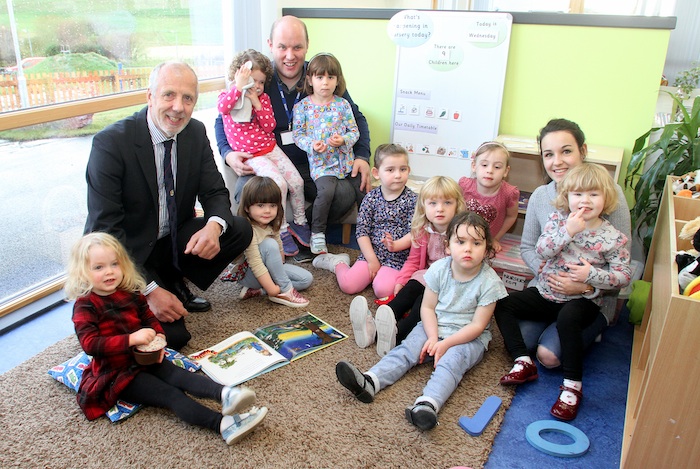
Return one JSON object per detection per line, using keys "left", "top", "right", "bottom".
{"left": 72, "top": 290, "right": 164, "bottom": 420}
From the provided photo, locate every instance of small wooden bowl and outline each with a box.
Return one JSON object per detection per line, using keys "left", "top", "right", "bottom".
{"left": 133, "top": 336, "right": 166, "bottom": 365}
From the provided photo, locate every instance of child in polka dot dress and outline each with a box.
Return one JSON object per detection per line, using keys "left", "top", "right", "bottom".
{"left": 218, "top": 49, "right": 310, "bottom": 255}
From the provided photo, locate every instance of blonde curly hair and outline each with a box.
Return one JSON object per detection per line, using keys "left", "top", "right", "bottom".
{"left": 64, "top": 232, "right": 145, "bottom": 300}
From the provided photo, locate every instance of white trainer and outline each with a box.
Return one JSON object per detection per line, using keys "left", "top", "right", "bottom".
{"left": 349, "top": 296, "right": 376, "bottom": 348}
{"left": 310, "top": 232, "right": 328, "bottom": 254}
{"left": 221, "top": 385, "right": 256, "bottom": 415}
{"left": 220, "top": 406, "right": 268, "bottom": 445}
{"left": 375, "top": 305, "right": 397, "bottom": 357}
{"left": 312, "top": 252, "right": 350, "bottom": 273}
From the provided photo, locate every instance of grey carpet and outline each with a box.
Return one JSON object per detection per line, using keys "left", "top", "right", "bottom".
{"left": 0, "top": 246, "right": 514, "bottom": 469}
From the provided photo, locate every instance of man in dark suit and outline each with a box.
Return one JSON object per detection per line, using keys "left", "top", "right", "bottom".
{"left": 85, "top": 61, "right": 252, "bottom": 349}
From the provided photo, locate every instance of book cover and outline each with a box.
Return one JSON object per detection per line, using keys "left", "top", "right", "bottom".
{"left": 189, "top": 313, "right": 347, "bottom": 386}
{"left": 189, "top": 331, "right": 288, "bottom": 386}
{"left": 253, "top": 312, "right": 347, "bottom": 361}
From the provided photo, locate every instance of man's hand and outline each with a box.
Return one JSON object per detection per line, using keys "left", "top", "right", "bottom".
{"left": 146, "top": 287, "right": 188, "bottom": 323}
{"left": 352, "top": 159, "right": 370, "bottom": 192}
{"left": 225, "top": 151, "right": 255, "bottom": 177}
{"left": 185, "top": 221, "right": 222, "bottom": 260}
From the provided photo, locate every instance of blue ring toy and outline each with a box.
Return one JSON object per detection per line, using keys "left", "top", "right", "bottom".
{"left": 525, "top": 420, "right": 590, "bottom": 458}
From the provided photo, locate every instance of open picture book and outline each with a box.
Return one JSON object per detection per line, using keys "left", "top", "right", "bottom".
{"left": 189, "top": 312, "right": 347, "bottom": 386}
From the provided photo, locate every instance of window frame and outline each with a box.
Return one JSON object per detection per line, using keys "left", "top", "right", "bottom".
{"left": 0, "top": 77, "right": 225, "bottom": 318}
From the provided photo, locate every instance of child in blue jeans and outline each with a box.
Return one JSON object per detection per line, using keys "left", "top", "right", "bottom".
{"left": 335, "top": 211, "right": 507, "bottom": 430}
{"left": 236, "top": 176, "right": 313, "bottom": 307}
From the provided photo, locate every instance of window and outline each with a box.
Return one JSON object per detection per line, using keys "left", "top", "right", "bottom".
{"left": 0, "top": 1, "right": 226, "bottom": 317}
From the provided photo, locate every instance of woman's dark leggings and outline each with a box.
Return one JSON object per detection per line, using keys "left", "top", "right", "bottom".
{"left": 120, "top": 360, "right": 224, "bottom": 432}
{"left": 494, "top": 287, "right": 601, "bottom": 381}
{"left": 387, "top": 279, "right": 425, "bottom": 344}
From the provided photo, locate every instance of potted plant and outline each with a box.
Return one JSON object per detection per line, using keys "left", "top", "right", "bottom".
{"left": 624, "top": 92, "right": 700, "bottom": 255}
{"left": 674, "top": 63, "right": 700, "bottom": 99}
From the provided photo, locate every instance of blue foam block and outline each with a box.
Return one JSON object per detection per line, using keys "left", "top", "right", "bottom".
{"left": 459, "top": 395, "right": 502, "bottom": 436}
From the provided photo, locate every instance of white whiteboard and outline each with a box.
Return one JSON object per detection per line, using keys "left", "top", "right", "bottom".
{"left": 388, "top": 10, "right": 513, "bottom": 179}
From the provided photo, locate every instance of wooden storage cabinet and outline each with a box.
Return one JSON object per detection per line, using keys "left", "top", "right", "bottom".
{"left": 620, "top": 177, "right": 700, "bottom": 468}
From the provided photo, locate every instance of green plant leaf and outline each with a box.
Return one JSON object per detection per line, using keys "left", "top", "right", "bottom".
{"left": 626, "top": 92, "right": 700, "bottom": 256}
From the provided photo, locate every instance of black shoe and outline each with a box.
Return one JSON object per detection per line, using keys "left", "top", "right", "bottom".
{"left": 171, "top": 279, "right": 211, "bottom": 312}
{"left": 293, "top": 248, "right": 313, "bottom": 264}
{"left": 405, "top": 402, "right": 438, "bottom": 430}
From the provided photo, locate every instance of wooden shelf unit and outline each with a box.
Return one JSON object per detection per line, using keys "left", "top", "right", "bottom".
{"left": 620, "top": 177, "right": 700, "bottom": 468}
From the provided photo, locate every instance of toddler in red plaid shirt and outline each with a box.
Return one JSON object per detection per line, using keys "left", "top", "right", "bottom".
{"left": 65, "top": 232, "right": 267, "bottom": 444}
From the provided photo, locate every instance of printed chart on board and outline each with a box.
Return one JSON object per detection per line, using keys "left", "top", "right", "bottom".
{"left": 388, "top": 10, "right": 513, "bottom": 179}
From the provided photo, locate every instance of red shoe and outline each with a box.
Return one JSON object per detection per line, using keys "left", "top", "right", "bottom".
{"left": 499, "top": 359, "right": 539, "bottom": 385}
{"left": 550, "top": 385, "right": 583, "bottom": 421}
{"left": 239, "top": 286, "right": 262, "bottom": 301}
{"left": 374, "top": 294, "right": 395, "bottom": 306}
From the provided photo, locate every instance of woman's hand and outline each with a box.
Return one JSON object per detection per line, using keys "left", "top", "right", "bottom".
{"left": 546, "top": 272, "right": 588, "bottom": 296}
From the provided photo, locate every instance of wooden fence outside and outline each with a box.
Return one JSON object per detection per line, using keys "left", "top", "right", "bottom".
{"left": 0, "top": 66, "right": 222, "bottom": 113}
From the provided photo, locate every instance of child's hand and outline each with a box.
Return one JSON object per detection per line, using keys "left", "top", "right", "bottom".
{"left": 328, "top": 134, "right": 344, "bottom": 147}
{"left": 566, "top": 257, "right": 592, "bottom": 283}
{"left": 268, "top": 285, "right": 281, "bottom": 297}
{"left": 419, "top": 337, "right": 439, "bottom": 364}
{"left": 394, "top": 283, "right": 404, "bottom": 295}
{"left": 313, "top": 140, "right": 327, "bottom": 153}
{"left": 234, "top": 64, "right": 252, "bottom": 92}
{"left": 248, "top": 90, "right": 261, "bottom": 110}
{"left": 381, "top": 232, "right": 395, "bottom": 252}
{"left": 367, "top": 258, "right": 381, "bottom": 280}
{"left": 129, "top": 328, "right": 156, "bottom": 347}
{"left": 492, "top": 239, "right": 503, "bottom": 253}
{"left": 430, "top": 340, "right": 452, "bottom": 367}
{"left": 566, "top": 207, "right": 587, "bottom": 237}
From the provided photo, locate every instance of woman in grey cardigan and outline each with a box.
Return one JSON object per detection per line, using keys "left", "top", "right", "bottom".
{"left": 499, "top": 118, "right": 631, "bottom": 369}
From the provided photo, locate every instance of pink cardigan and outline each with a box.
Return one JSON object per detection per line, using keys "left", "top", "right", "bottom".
{"left": 396, "top": 232, "right": 430, "bottom": 286}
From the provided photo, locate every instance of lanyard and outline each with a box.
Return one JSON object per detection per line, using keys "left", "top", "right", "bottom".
{"left": 277, "top": 81, "right": 300, "bottom": 131}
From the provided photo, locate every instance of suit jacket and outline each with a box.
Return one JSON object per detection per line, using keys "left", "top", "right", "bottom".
{"left": 85, "top": 107, "right": 234, "bottom": 282}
